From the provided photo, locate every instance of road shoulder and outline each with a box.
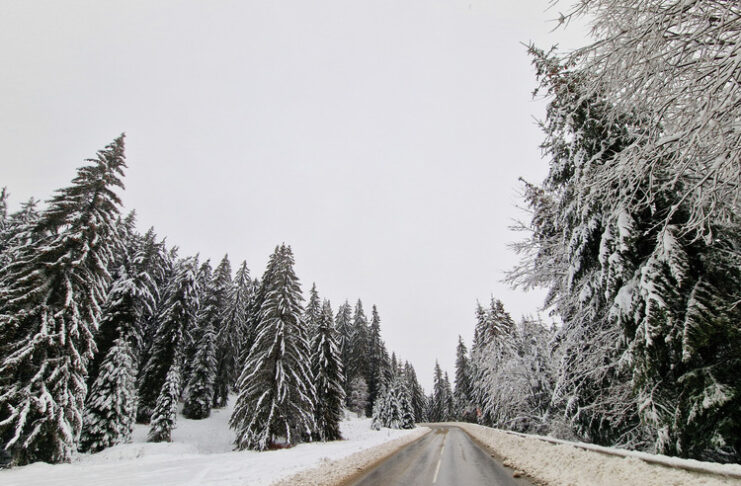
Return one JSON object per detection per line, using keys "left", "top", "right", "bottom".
{"left": 270, "top": 427, "right": 430, "bottom": 486}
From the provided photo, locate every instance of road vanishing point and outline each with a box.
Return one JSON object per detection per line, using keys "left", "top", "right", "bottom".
{"left": 346, "top": 425, "right": 533, "bottom": 486}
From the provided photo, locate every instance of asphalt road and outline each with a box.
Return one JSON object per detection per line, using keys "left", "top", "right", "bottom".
{"left": 347, "top": 425, "right": 532, "bottom": 486}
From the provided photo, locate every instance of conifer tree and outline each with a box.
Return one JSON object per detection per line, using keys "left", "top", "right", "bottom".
{"left": 372, "top": 375, "right": 415, "bottom": 430}
{"left": 403, "top": 362, "right": 427, "bottom": 423}
{"left": 182, "top": 319, "right": 217, "bottom": 419}
{"left": 184, "top": 255, "right": 231, "bottom": 418}
{"left": 148, "top": 361, "right": 181, "bottom": 442}
{"left": 79, "top": 336, "right": 137, "bottom": 453}
{"left": 348, "top": 376, "right": 369, "bottom": 418}
{"left": 347, "top": 300, "right": 370, "bottom": 389}
{"left": 311, "top": 300, "right": 344, "bottom": 441}
{"left": 334, "top": 301, "right": 354, "bottom": 400}
{"left": 230, "top": 245, "right": 315, "bottom": 450}
{"left": 366, "top": 305, "right": 389, "bottom": 416}
{"left": 0, "top": 135, "right": 126, "bottom": 465}
{"left": 80, "top": 226, "right": 159, "bottom": 452}
{"left": 454, "top": 336, "right": 474, "bottom": 422}
{"left": 182, "top": 259, "right": 211, "bottom": 387}
{"left": 303, "top": 283, "right": 322, "bottom": 339}
{"left": 213, "top": 260, "right": 251, "bottom": 407}
{"left": 429, "top": 362, "right": 452, "bottom": 422}
{"left": 137, "top": 258, "right": 198, "bottom": 423}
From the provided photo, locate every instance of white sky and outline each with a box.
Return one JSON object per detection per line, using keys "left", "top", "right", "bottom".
{"left": 0, "top": 0, "right": 589, "bottom": 391}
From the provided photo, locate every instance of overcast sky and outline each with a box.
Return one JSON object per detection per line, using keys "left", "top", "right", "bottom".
{"left": 1, "top": 0, "right": 588, "bottom": 391}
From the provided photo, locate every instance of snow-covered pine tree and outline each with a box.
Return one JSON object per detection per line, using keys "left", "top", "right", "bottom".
{"left": 0, "top": 135, "right": 126, "bottom": 465}
{"left": 560, "top": 1, "right": 741, "bottom": 240}
{"left": 468, "top": 299, "right": 518, "bottom": 427}
{"left": 398, "top": 384, "right": 415, "bottom": 430}
{"left": 86, "top": 215, "right": 153, "bottom": 390}
{"left": 182, "top": 259, "right": 211, "bottom": 388}
{"left": 403, "top": 362, "right": 427, "bottom": 423}
{"left": 311, "top": 300, "right": 344, "bottom": 441}
{"left": 453, "top": 336, "right": 474, "bottom": 422}
{"left": 79, "top": 336, "right": 137, "bottom": 452}
{"left": 182, "top": 320, "right": 217, "bottom": 419}
{"left": 148, "top": 360, "right": 181, "bottom": 442}
{"left": 370, "top": 383, "right": 386, "bottom": 431}
{"left": 442, "top": 372, "right": 454, "bottom": 421}
{"left": 0, "top": 196, "right": 40, "bottom": 269}
{"left": 137, "top": 257, "right": 198, "bottom": 423}
{"left": 371, "top": 375, "right": 414, "bottom": 430}
{"left": 428, "top": 362, "right": 449, "bottom": 422}
{"left": 238, "top": 276, "right": 262, "bottom": 370}
{"left": 213, "top": 259, "right": 251, "bottom": 407}
{"left": 512, "top": 48, "right": 741, "bottom": 460}
{"left": 80, "top": 225, "right": 160, "bottom": 453}
{"left": 334, "top": 301, "right": 354, "bottom": 400}
{"left": 366, "top": 305, "right": 389, "bottom": 416}
{"left": 230, "top": 245, "right": 315, "bottom": 450}
{"left": 347, "top": 300, "right": 370, "bottom": 393}
{"left": 303, "top": 283, "right": 321, "bottom": 340}
{"left": 183, "top": 255, "right": 231, "bottom": 418}
{"left": 348, "top": 376, "right": 369, "bottom": 418}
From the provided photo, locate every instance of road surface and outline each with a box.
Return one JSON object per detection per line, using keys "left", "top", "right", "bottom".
{"left": 346, "top": 425, "right": 532, "bottom": 486}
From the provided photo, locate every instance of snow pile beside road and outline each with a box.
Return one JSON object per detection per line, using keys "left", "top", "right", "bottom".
{"left": 455, "top": 423, "right": 741, "bottom": 486}
{"left": 0, "top": 404, "right": 422, "bottom": 486}
{"left": 272, "top": 426, "right": 429, "bottom": 486}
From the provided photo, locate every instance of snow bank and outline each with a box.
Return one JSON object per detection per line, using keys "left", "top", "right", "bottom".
{"left": 453, "top": 423, "right": 741, "bottom": 486}
{"left": 0, "top": 404, "right": 423, "bottom": 486}
{"left": 272, "top": 426, "right": 429, "bottom": 486}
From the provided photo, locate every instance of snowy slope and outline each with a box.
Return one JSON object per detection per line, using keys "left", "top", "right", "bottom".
{"left": 1, "top": 404, "right": 420, "bottom": 486}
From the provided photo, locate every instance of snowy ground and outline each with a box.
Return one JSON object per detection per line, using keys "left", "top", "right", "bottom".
{"left": 1, "top": 403, "right": 422, "bottom": 486}
{"left": 453, "top": 423, "right": 741, "bottom": 486}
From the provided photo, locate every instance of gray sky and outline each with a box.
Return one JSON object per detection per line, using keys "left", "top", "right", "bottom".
{"left": 1, "top": 0, "right": 588, "bottom": 391}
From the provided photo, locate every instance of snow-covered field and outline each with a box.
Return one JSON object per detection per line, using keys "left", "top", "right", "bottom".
{"left": 1, "top": 403, "right": 422, "bottom": 486}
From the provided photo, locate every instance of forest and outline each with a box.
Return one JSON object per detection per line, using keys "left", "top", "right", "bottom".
{"left": 1, "top": 0, "right": 740, "bottom": 470}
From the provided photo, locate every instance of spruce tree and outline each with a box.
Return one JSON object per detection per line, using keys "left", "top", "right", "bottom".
{"left": 347, "top": 300, "right": 370, "bottom": 387}
{"left": 184, "top": 255, "right": 231, "bottom": 418}
{"left": 366, "top": 305, "right": 389, "bottom": 416}
{"left": 230, "top": 245, "right": 315, "bottom": 450}
{"left": 303, "top": 283, "right": 322, "bottom": 339}
{"left": 0, "top": 135, "right": 126, "bottom": 465}
{"left": 372, "top": 376, "right": 415, "bottom": 430}
{"left": 148, "top": 361, "right": 181, "bottom": 442}
{"left": 348, "top": 376, "right": 369, "bottom": 418}
{"left": 311, "top": 300, "right": 345, "bottom": 441}
{"left": 334, "top": 301, "right": 354, "bottom": 400}
{"left": 454, "top": 336, "right": 474, "bottom": 422}
{"left": 213, "top": 260, "right": 251, "bottom": 407}
{"left": 403, "top": 362, "right": 427, "bottom": 423}
{"left": 429, "top": 362, "right": 448, "bottom": 422}
{"left": 137, "top": 257, "right": 198, "bottom": 423}
{"left": 182, "top": 259, "right": 212, "bottom": 388}
{"left": 80, "top": 229, "right": 158, "bottom": 452}
{"left": 79, "top": 336, "right": 137, "bottom": 453}
{"left": 182, "top": 319, "right": 217, "bottom": 419}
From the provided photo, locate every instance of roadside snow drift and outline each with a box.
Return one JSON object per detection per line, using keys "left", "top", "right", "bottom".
{"left": 454, "top": 423, "right": 741, "bottom": 486}
{"left": 0, "top": 404, "right": 422, "bottom": 486}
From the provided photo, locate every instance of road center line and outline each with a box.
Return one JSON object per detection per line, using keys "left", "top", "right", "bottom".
{"left": 432, "top": 433, "right": 447, "bottom": 484}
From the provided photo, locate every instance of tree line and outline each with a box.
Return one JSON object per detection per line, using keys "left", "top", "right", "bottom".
{"left": 432, "top": 1, "right": 741, "bottom": 464}
{"left": 0, "top": 137, "right": 422, "bottom": 466}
